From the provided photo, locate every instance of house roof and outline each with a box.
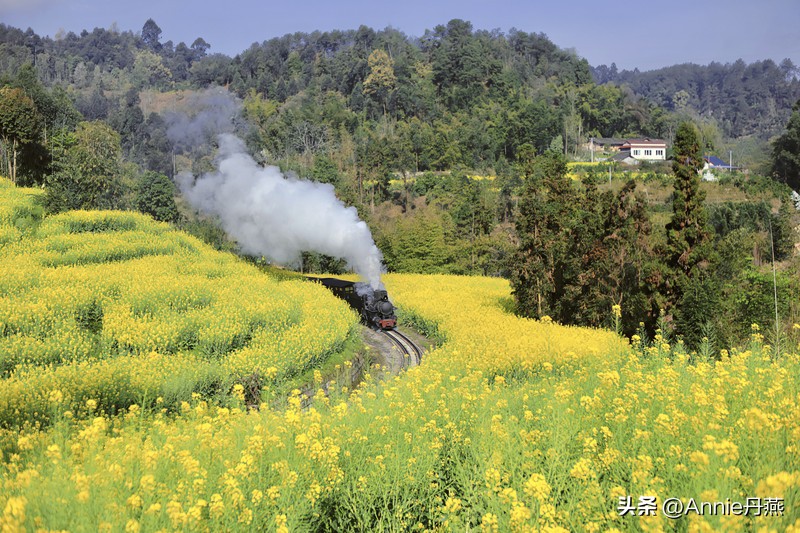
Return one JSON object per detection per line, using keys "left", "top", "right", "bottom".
{"left": 592, "top": 138, "right": 626, "bottom": 146}
{"left": 610, "top": 151, "right": 637, "bottom": 163}
{"left": 622, "top": 138, "right": 666, "bottom": 147}
{"left": 704, "top": 155, "right": 736, "bottom": 168}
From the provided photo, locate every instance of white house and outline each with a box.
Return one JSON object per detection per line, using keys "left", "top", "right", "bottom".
{"left": 620, "top": 138, "right": 667, "bottom": 161}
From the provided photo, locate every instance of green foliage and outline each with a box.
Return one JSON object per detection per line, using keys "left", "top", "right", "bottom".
{"left": 242, "top": 88, "right": 278, "bottom": 148}
{"left": 665, "top": 123, "right": 714, "bottom": 281}
{"left": 579, "top": 180, "right": 662, "bottom": 334}
{"left": 136, "top": 171, "right": 179, "bottom": 223}
{"left": 380, "top": 208, "right": 452, "bottom": 274}
{"left": 507, "top": 98, "right": 562, "bottom": 157}
{"left": 373, "top": 172, "right": 511, "bottom": 276}
{"left": 310, "top": 154, "right": 340, "bottom": 186}
{"left": 132, "top": 50, "right": 172, "bottom": 89}
{"left": 300, "top": 251, "right": 347, "bottom": 275}
{"left": 8, "top": 64, "right": 81, "bottom": 134}
{"left": 362, "top": 49, "right": 396, "bottom": 116}
{"left": 510, "top": 152, "right": 577, "bottom": 319}
{"left": 0, "top": 19, "right": 684, "bottom": 197}
{"left": 600, "top": 59, "right": 800, "bottom": 138}
{"left": 411, "top": 172, "right": 439, "bottom": 197}
{"left": 43, "top": 121, "right": 126, "bottom": 213}
{"left": 451, "top": 229, "right": 515, "bottom": 277}
{"left": 770, "top": 98, "right": 800, "bottom": 191}
{"left": 714, "top": 228, "right": 757, "bottom": 281}
{"left": 772, "top": 199, "right": 796, "bottom": 261}
{"left": 0, "top": 86, "right": 41, "bottom": 183}
{"left": 717, "top": 171, "right": 793, "bottom": 198}
{"left": 10, "top": 201, "right": 44, "bottom": 234}
{"left": 718, "top": 267, "right": 797, "bottom": 345}
{"left": 424, "top": 172, "right": 494, "bottom": 239}
{"left": 674, "top": 275, "right": 722, "bottom": 349}
{"left": 141, "top": 18, "right": 163, "bottom": 51}
{"left": 428, "top": 20, "right": 502, "bottom": 110}
{"left": 708, "top": 201, "right": 772, "bottom": 237}
{"left": 75, "top": 299, "right": 104, "bottom": 335}
{"left": 662, "top": 122, "right": 717, "bottom": 343}
{"left": 189, "top": 54, "right": 234, "bottom": 86}
{"left": 179, "top": 217, "right": 237, "bottom": 253}
{"left": 580, "top": 83, "right": 640, "bottom": 136}
{"left": 512, "top": 151, "right": 663, "bottom": 334}
{"left": 707, "top": 199, "right": 794, "bottom": 262}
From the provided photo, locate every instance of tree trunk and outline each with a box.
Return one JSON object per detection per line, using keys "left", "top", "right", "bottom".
{"left": 402, "top": 171, "right": 410, "bottom": 213}
{"left": 471, "top": 212, "right": 475, "bottom": 273}
{"left": 11, "top": 139, "right": 17, "bottom": 184}
{"left": 1, "top": 138, "right": 10, "bottom": 180}
{"left": 358, "top": 167, "right": 363, "bottom": 205}
{"left": 536, "top": 279, "right": 542, "bottom": 317}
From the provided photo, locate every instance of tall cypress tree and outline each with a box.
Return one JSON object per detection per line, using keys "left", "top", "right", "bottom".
{"left": 665, "top": 122, "right": 713, "bottom": 284}
{"left": 664, "top": 122, "right": 717, "bottom": 345}
{"left": 511, "top": 150, "right": 581, "bottom": 319}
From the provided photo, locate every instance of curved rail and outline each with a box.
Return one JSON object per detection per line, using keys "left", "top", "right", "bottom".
{"left": 383, "top": 328, "right": 423, "bottom": 367}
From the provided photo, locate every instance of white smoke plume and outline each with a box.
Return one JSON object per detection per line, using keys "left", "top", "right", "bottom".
{"left": 164, "top": 87, "right": 240, "bottom": 152}
{"left": 177, "top": 133, "right": 385, "bottom": 289}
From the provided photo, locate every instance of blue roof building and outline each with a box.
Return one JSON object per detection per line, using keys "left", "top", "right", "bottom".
{"left": 703, "top": 156, "right": 737, "bottom": 170}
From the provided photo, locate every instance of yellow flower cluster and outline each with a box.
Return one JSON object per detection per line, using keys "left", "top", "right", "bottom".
{"left": 0, "top": 179, "right": 358, "bottom": 428}
{"left": 1, "top": 177, "right": 799, "bottom": 531}
{"left": 0, "top": 179, "right": 41, "bottom": 248}
{"left": 382, "top": 273, "right": 628, "bottom": 373}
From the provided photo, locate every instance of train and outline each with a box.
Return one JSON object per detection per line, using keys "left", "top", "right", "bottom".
{"left": 312, "top": 277, "right": 397, "bottom": 329}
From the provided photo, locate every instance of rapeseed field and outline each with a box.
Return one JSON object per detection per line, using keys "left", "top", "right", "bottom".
{"left": 0, "top": 179, "right": 358, "bottom": 431}
{"left": 0, "top": 178, "right": 798, "bottom": 531}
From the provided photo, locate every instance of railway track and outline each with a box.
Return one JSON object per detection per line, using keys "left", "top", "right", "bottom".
{"left": 383, "top": 328, "right": 424, "bottom": 368}
{"left": 297, "top": 327, "right": 423, "bottom": 410}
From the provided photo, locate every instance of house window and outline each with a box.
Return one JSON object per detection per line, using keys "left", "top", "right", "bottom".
{"left": 644, "top": 149, "right": 652, "bottom": 156}
{"left": 633, "top": 149, "right": 640, "bottom": 156}
{"left": 656, "top": 149, "right": 663, "bottom": 156}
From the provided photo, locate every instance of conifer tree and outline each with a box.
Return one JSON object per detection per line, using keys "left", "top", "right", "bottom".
{"left": 511, "top": 150, "right": 580, "bottom": 319}
{"left": 664, "top": 122, "right": 717, "bottom": 345}
{"left": 665, "top": 122, "right": 714, "bottom": 288}
{"left": 579, "top": 179, "right": 661, "bottom": 335}
{"left": 771, "top": 99, "right": 800, "bottom": 190}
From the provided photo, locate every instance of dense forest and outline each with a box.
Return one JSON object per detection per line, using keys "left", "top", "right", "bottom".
{"left": 0, "top": 18, "right": 799, "bottom": 348}
{"left": 3, "top": 18, "right": 798, "bottom": 177}
{"left": 593, "top": 60, "right": 800, "bottom": 138}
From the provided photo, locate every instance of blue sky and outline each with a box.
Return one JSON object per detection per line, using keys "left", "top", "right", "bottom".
{"left": 1, "top": 0, "right": 798, "bottom": 71}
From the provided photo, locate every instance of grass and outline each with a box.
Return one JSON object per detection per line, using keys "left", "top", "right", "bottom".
{"left": 597, "top": 176, "right": 769, "bottom": 205}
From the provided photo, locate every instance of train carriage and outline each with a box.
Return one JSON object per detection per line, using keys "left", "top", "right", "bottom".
{"left": 312, "top": 277, "right": 397, "bottom": 329}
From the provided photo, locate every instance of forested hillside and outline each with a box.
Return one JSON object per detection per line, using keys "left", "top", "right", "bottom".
{"left": 592, "top": 60, "right": 800, "bottom": 138}
{"left": 3, "top": 18, "right": 797, "bottom": 180}
{"left": 1, "top": 18, "right": 799, "bottom": 348}
{"left": 0, "top": 18, "right": 676, "bottom": 181}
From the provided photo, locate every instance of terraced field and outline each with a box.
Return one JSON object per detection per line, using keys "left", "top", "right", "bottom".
{"left": 1, "top": 177, "right": 798, "bottom": 532}
{"left": 0, "top": 179, "right": 358, "bottom": 430}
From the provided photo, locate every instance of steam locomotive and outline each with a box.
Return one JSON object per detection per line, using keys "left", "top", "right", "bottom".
{"left": 312, "top": 277, "right": 397, "bottom": 329}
